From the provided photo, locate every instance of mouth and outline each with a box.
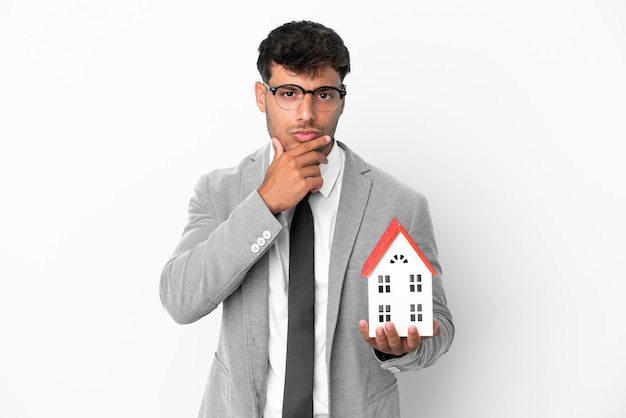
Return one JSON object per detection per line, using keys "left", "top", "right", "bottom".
{"left": 292, "top": 130, "right": 321, "bottom": 142}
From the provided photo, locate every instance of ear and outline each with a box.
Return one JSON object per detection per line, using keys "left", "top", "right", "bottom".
{"left": 255, "top": 81, "right": 267, "bottom": 112}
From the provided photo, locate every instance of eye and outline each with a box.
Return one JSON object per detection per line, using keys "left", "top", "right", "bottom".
{"left": 277, "top": 86, "right": 302, "bottom": 100}
{"left": 315, "top": 89, "right": 336, "bottom": 101}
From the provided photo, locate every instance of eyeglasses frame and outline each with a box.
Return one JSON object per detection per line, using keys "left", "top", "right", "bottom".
{"left": 263, "top": 82, "right": 347, "bottom": 111}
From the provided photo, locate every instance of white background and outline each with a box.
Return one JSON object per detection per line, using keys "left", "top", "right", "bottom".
{"left": 1, "top": 1, "right": 625, "bottom": 417}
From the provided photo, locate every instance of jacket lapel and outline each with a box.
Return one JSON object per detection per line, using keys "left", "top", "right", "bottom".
{"left": 326, "top": 142, "right": 371, "bottom": 354}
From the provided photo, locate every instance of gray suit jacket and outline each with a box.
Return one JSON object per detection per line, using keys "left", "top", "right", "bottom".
{"left": 160, "top": 141, "right": 454, "bottom": 418}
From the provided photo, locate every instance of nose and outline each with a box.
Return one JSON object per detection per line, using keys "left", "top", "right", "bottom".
{"left": 296, "top": 93, "right": 316, "bottom": 121}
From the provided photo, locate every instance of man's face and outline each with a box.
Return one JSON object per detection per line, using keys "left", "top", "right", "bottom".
{"left": 255, "top": 64, "right": 345, "bottom": 156}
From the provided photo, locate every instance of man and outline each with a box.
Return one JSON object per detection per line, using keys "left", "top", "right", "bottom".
{"left": 160, "top": 20, "right": 454, "bottom": 418}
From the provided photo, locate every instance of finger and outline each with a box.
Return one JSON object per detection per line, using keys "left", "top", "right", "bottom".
{"left": 296, "top": 154, "right": 328, "bottom": 172}
{"left": 309, "top": 184, "right": 324, "bottom": 194}
{"left": 300, "top": 164, "right": 322, "bottom": 179}
{"left": 384, "top": 322, "right": 402, "bottom": 350}
{"left": 285, "top": 165, "right": 322, "bottom": 194}
{"left": 307, "top": 178, "right": 324, "bottom": 195}
{"left": 406, "top": 325, "right": 421, "bottom": 350}
{"left": 374, "top": 325, "right": 390, "bottom": 351}
{"left": 271, "top": 137, "right": 285, "bottom": 160}
{"left": 358, "top": 320, "right": 372, "bottom": 341}
{"left": 291, "top": 135, "right": 331, "bottom": 156}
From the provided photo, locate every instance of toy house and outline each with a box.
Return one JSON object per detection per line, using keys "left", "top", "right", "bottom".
{"left": 361, "top": 217, "right": 436, "bottom": 337}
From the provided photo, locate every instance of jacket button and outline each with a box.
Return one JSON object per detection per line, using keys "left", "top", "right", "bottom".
{"left": 257, "top": 237, "right": 266, "bottom": 246}
{"left": 262, "top": 230, "right": 272, "bottom": 239}
{"left": 251, "top": 244, "right": 260, "bottom": 253}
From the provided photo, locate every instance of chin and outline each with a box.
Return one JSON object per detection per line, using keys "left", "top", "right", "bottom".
{"left": 317, "top": 137, "right": 334, "bottom": 153}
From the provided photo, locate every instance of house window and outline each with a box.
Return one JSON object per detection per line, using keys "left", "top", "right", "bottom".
{"left": 378, "top": 304, "right": 392, "bottom": 322}
{"left": 409, "top": 274, "right": 422, "bottom": 282}
{"left": 378, "top": 275, "right": 391, "bottom": 293}
{"left": 409, "top": 274, "right": 422, "bottom": 292}
{"left": 390, "top": 254, "right": 408, "bottom": 264}
{"left": 410, "top": 304, "right": 423, "bottom": 322}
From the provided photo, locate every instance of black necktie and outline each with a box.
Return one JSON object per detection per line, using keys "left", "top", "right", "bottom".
{"left": 283, "top": 193, "right": 315, "bottom": 418}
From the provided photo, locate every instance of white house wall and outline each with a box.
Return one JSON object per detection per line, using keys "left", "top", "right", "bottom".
{"left": 367, "top": 235, "right": 434, "bottom": 337}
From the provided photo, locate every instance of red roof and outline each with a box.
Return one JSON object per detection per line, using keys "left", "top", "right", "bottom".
{"left": 361, "top": 217, "right": 437, "bottom": 278}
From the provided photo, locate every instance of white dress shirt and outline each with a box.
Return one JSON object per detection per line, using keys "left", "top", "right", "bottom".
{"left": 263, "top": 142, "right": 345, "bottom": 418}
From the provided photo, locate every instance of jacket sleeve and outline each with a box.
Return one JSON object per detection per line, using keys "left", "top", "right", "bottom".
{"left": 378, "top": 193, "right": 455, "bottom": 372}
{"left": 159, "top": 173, "right": 285, "bottom": 324}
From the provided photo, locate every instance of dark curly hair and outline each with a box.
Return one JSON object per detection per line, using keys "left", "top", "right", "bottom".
{"left": 257, "top": 20, "right": 351, "bottom": 83}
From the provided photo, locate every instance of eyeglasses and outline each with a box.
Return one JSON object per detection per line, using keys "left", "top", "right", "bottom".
{"left": 264, "top": 83, "right": 346, "bottom": 112}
